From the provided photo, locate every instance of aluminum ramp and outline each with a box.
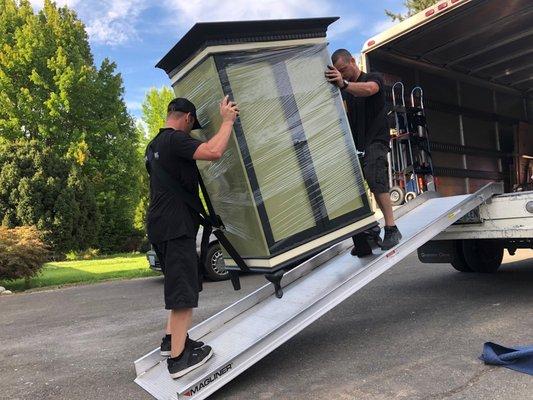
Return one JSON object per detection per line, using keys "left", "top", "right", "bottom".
{"left": 134, "top": 183, "right": 502, "bottom": 400}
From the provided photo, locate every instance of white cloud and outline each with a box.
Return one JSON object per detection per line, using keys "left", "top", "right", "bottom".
{"left": 369, "top": 18, "right": 398, "bottom": 36}
{"left": 30, "top": 0, "right": 80, "bottom": 9}
{"left": 162, "top": 0, "right": 362, "bottom": 43}
{"left": 31, "top": 0, "right": 365, "bottom": 47}
{"left": 85, "top": 0, "right": 149, "bottom": 46}
{"left": 126, "top": 101, "right": 143, "bottom": 111}
{"left": 165, "top": 0, "right": 326, "bottom": 23}
{"left": 31, "top": 0, "right": 149, "bottom": 46}
{"left": 328, "top": 15, "right": 361, "bottom": 38}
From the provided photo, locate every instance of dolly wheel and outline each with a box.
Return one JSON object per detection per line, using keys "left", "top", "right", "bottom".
{"left": 405, "top": 191, "right": 417, "bottom": 202}
{"left": 389, "top": 186, "right": 405, "bottom": 206}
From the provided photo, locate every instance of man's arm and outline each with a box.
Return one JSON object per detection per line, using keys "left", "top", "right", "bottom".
{"left": 325, "top": 67, "right": 379, "bottom": 97}
{"left": 193, "top": 95, "right": 239, "bottom": 161}
{"left": 344, "top": 81, "right": 379, "bottom": 97}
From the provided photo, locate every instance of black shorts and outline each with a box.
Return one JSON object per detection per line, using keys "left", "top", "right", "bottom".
{"left": 152, "top": 237, "right": 200, "bottom": 310}
{"left": 362, "top": 142, "right": 390, "bottom": 194}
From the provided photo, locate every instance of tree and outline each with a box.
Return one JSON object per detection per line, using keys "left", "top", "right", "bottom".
{"left": 138, "top": 87, "right": 175, "bottom": 146}
{"left": 386, "top": 0, "right": 439, "bottom": 22}
{"left": 0, "top": 140, "right": 99, "bottom": 254}
{"left": 134, "top": 87, "right": 174, "bottom": 231}
{"left": 0, "top": 0, "right": 142, "bottom": 253}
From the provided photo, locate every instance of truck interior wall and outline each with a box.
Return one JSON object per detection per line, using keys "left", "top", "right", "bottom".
{"left": 367, "top": 53, "right": 529, "bottom": 195}
{"left": 524, "top": 92, "right": 533, "bottom": 125}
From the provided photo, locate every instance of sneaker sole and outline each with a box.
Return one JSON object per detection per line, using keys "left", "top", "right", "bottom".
{"left": 169, "top": 348, "right": 214, "bottom": 379}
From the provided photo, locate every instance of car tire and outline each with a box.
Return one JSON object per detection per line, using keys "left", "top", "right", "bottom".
{"left": 203, "top": 243, "right": 229, "bottom": 281}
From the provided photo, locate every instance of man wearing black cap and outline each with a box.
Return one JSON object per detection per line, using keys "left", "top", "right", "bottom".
{"left": 146, "top": 95, "right": 238, "bottom": 378}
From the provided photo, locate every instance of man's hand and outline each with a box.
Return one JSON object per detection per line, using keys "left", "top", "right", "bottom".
{"left": 220, "top": 95, "right": 239, "bottom": 123}
{"left": 194, "top": 96, "right": 239, "bottom": 161}
{"left": 324, "top": 65, "right": 344, "bottom": 88}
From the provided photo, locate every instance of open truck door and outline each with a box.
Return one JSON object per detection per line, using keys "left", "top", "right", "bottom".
{"left": 360, "top": 0, "right": 533, "bottom": 270}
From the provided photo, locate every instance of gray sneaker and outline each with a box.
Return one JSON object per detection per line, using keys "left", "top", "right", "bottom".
{"left": 380, "top": 226, "right": 402, "bottom": 250}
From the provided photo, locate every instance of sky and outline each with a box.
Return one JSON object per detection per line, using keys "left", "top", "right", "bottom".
{"left": 30, "top": 0, "right": 406, "bottom": 119}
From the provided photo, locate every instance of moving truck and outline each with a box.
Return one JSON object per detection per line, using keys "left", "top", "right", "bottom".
{"left": 360, "top": 0, "right": 533, "bottom": 272}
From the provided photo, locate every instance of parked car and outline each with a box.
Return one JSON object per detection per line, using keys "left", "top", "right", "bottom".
{"left": 146, "top": 228, "right": 229, "bottom": 281}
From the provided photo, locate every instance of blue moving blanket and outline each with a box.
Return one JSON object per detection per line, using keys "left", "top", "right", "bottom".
{"left": 481, "top": 342, "right": 533, "bottom": 375}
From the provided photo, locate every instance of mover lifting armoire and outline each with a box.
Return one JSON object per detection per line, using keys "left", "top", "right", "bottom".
{"left": 156, "top": 17, "right": 376, "bottom": 272}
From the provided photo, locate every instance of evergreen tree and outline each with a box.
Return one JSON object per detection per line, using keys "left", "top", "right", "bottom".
{"left": 386, "top": 0, "right": 439, "bottom": 22}
{"left": 0, "top": 140, "right": 99, "bottom": 254}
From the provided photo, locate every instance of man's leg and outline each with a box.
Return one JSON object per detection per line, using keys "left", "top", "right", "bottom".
{"left": 363, "top": 143, "right": 402, "bottom": 250}
{"left": 162, "top": 312, "right": 205, "bottom": 355}
{"left": 351, "top": 231, "right": 372, "bottom": 257}
{"left": 160, "top": 313, "right": 173, "bottom": 356}
{"left": 153, "top": 243, "right": 174, "bottom": 356}
{"left": 375, "top": 192, "right": 395, "bottom": 227}
{"left": 375, "top": 191, "right": 402, "bottom": 249}
{"left": 170, "top": 308, "right": 193, "bottom": 358}
{"left": 164, "top": 237, "right": 213, "bottom": 378}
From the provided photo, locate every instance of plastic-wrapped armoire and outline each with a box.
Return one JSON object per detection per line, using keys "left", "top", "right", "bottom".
{"left": 156, "top": 18, "right": 376, "bottom": 272}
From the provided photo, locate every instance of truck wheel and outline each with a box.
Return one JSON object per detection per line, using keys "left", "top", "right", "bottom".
{"left": 390, "top": 186, "right": 405, "bottom": 206}
{"left": 203, "top": 243, "right": 230, "bottom": 281}
{"left": 450, "top": 240, "right": 472, "bottom": 273}
{"left": 461, "top": 239, "right": 504, "bottom": 273}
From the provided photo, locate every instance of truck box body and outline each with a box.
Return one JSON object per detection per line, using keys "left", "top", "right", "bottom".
{"left": 361, "top": 0, "right": 533, "bottom": 195}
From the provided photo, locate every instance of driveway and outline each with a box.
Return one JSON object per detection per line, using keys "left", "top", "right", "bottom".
{"left": 1, "top": 251, "right": 532, "bottom": 399}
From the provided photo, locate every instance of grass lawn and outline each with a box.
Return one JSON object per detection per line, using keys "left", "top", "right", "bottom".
{"left": 0, "top": 253, "right": 159, "bottom": 292}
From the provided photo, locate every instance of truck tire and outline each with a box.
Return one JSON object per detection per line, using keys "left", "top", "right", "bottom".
{"left": 450, "top": 240, "right": 472, "bottom": 273}
{"left": 461, "top": 239, "right": 504, "bottom": 273}
{"left": 390, "top": 186, "right": 405, "bottom": 206}
{"left": 203, "top": 243, "right": 230, "bottom": 281}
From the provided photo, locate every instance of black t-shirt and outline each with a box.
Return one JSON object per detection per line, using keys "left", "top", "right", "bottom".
{"left": 146, "top": 128, "right": 203, "bottom": 243}
{"left": 342, "top": 71, "right": 389, "bottom": 152}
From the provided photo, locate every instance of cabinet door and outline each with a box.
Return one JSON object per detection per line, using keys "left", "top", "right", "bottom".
{"left": 286, "top": 48, "right": 365, "bottom": 220}
{"left": 225, "top": 60, "right": 317, "bottom": 244}
{"left": 173, "top": 57, "right": 270, "bottom": 257}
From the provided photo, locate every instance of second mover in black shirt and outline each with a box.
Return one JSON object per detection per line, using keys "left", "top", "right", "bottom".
{"left": 146, "top": 128, "right": 203, "bottom": 243}
{"left": 342, "top": 71, "right": 389, "bottom": 152}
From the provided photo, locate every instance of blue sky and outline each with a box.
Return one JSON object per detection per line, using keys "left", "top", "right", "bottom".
{"left": 31, "top": 0, "right": 406, "bottom": 119}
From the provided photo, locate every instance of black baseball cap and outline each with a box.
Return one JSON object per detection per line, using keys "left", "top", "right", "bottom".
{"left": 167, "top": 98, "right": 202, "bottom": 130}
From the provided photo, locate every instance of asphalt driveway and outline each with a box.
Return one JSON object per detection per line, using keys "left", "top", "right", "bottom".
{"left": 1, "top": 251, "right": 532, "bottom": 400}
